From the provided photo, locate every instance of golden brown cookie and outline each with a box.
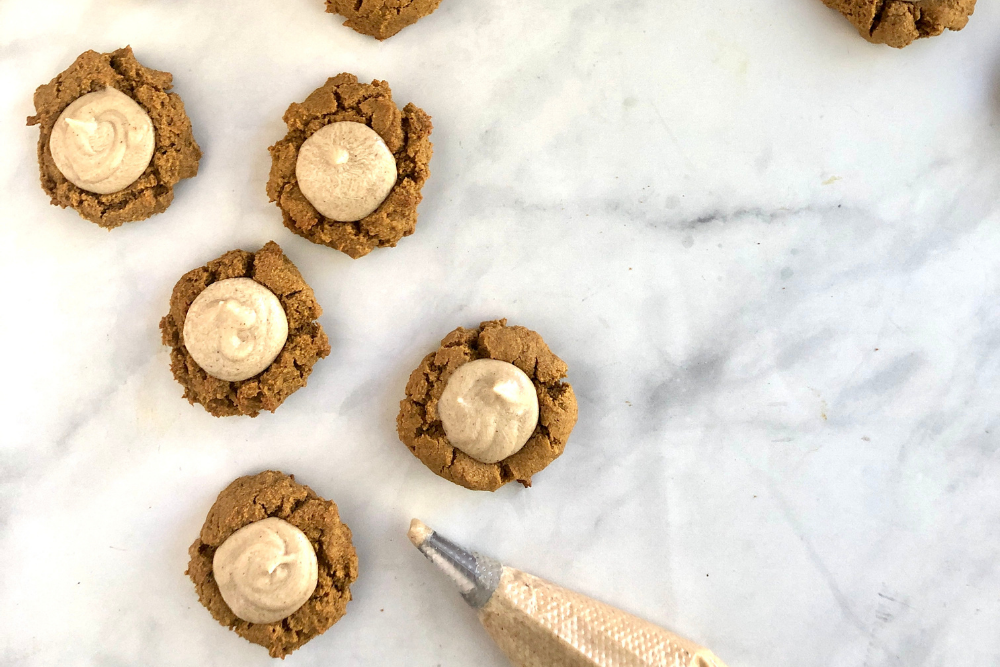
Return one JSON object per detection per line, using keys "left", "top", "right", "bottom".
{"left": 397, "top": 319, "right": 578, "bottom": 491}
{"left": 159, "top": 241, "right": 330, "bottom": 417}
{"left": 326, "top": 0, "right": 443, "bottom": 40}
{"left": 187, "top": 471, "right": 359, "bottom": 658}
{"left": 822, "top": 0, "right": 976, "bottom": 47}
{"left": 266, "top": 73, "right": 433, "bottom": 259}
{"left": 26, "top": 46, "right": 201, "bottom": 228}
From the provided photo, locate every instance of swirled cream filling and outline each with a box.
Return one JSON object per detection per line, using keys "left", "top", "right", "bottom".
{"left": 438, "top": 359, "right": 540, "bottom": 464}
{"left": 295, "top": 121, "right": 397, "bottom": 222}
{"left": 182, "top": 278, "right": 289, "bottom": 382}
{"left": 48, "top": 88, "right": 155, "bottom": 195}
{"left": 213, "top": 517, "right": 319, "bottom": 624}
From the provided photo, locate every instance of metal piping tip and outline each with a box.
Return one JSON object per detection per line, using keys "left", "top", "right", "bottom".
{"left": 407, "top": 518, "right": 503, "bottom": 609}
{"left": 408, "top": 518, "right": 433, "bottom": 548}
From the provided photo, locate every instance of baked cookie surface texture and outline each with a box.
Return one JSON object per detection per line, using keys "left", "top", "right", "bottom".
{"left": 326, "top": 0, "right": 443, "bottom": 40}
{"left": 822, "top": 0, "right": 976, "bottom": 47}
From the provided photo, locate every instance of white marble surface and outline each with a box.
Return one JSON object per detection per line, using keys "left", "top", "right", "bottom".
{"left": 1, "top": 1, "right": 999, "bottom": 665}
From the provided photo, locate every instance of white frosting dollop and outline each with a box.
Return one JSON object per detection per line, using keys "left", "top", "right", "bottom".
{"left": 213, "top": 517, "right": 319, "bottom": 624}
{"left": 48, "top": 87, "right": 155, "bottom": 195}
{"left": 182, "top": 278, "right": 289, "bottom": 382}
{"left": 438, "top": 359, "right": 540, "bottom": 464}
{"left": 295, "top": 121, "right": 397, "bottom": 221}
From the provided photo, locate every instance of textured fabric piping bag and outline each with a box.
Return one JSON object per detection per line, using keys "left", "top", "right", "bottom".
{"left": 408, "top": 520, "right": 728, "bottom": 667}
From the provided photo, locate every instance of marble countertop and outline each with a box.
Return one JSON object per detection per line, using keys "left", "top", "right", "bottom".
{"left": 2, "top": 1, "right": 999, "bottom": 665}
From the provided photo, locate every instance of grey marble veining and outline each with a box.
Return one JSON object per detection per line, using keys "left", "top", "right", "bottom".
{"left": 1, "top": 1, "right": 999, "bottom": 665}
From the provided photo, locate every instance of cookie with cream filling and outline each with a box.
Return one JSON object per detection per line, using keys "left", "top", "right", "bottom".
{"left": 267, "top": 73, "right": 432, "bottom": 259}
{"left": 159, "top": 241, "right": 329, "bottom": 417}
{"left": 187, "top": 471, "right": 358, "bottom": 658}
{"left": 397, "top": 319, "right": 578, "bottom": 491}
{"left": 27, "top": 46, "right": 200, "bottom": 228}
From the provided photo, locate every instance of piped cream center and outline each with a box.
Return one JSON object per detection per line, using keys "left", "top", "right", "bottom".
{"left": 438, "top": 359, "right": 540, "bottom": 464}
{"left": 182, "top": 278, "right": 289, "bottom": 382}
{"left": 48, "top": 88, "right": 155, "bottom": 195}
{"left": 295, "top": 121, "right": 397, "bottom": 222}
{"left": 212, "top": 517, "right": 319, "bottom": 624}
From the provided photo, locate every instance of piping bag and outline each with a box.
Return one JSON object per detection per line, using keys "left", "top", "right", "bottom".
{"left": 408, "top": 519, "right": 728, "bottom": 667}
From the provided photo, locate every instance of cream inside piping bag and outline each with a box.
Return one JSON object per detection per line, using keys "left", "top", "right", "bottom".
{"left": 408, "top": 519, "right": 728, "bottom": 667}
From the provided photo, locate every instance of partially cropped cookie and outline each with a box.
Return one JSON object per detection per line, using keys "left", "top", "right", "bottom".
{"left": 821, "top": 0, "right": 976, "bottom": 48}
{"left": 267, "top": 73, "right": 433, "bottom": 259}
{"left": 397, "top": 319, "right": 578, "bottom": 491}
{"left": 187, "top": 471, "right": 358, "bottom": 658}
{"left": 159, "top": 241, "right": 330, "bottom": 417}
{"left": 326, "top": 0, "right": 443, "bottom": 40}
{"left": 27, "top": 47, "right": 201, "bottom": 228}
